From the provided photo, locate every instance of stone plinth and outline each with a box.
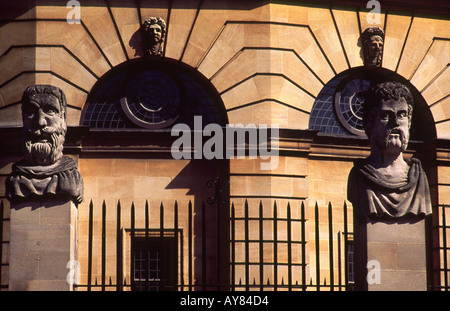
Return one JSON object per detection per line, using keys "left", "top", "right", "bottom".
{"left": 354, "top": 217, "right": 429, "bottom": 291}
{"left": 9, "top": 198, "right": 78, "bottom": 291}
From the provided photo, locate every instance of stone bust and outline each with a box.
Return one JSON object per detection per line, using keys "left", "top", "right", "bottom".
{"left": 6, "top": 85, "right": 83, "bottom": 204}
{"left": 362, "top": 27, "right": 384, "bottom": 67}
{"left": 348, "top": 81, "right": 432, "bottom": 219}
{"left": 141, "top": 17, "right": 166, "bottom": 56}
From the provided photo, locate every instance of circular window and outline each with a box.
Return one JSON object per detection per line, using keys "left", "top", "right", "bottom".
{"left": 120, "top": 69, "right": 182, "bottom": 129}
{"left": 334, "top": 78, "right": 371, "bottom": 136}
{"left": 309, "top": 67, "right": 436, "bottom": 141}
{"left": 81, "top": 58, "right": 227, "bottom": 130}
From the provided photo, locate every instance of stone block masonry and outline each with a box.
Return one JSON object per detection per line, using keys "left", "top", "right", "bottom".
{"left": 9, "top": 199, "right": 78, "bottom": 291}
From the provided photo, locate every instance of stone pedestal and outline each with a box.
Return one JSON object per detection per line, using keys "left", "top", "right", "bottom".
{"left": 354, "top": 217, "right": 429, "bottom": 291}
{"left": 9, "top": 199, "right": 78, "bottom": 291}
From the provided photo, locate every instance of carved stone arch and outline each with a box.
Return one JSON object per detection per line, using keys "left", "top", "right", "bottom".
{"left": 309, "top": 66, "right": 436, "bottom": 142}
{"left": 80, "top": 57, "right": 228, "bottom": 129}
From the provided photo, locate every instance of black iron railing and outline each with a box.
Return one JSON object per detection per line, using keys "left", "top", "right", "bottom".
{"left": 436, "top": 204, "right": 450, "bottom": 291}
{"left": 71, "top": 199, "right": 355, "bottom": 291}
{"left": 230, "top": 200, "right": 353, "bottom": 291}
{"left": 1, "top": 200, "right": 449, "bottom": 291}
{"left": 0, "top": 201, "right": 7, "bottom": 290}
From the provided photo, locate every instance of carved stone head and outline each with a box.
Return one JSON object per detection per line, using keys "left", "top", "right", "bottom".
{"left": 141, "top": 17, "right": 166, "bottom": 56}
{"left": 21, "top": 85, "right": 67, "bottom": 166}
{"left": 362, "top": 27, "right": 384, "bottom": 67}
{"left": 362, "top": 81, "right": 413, "bottom": 154}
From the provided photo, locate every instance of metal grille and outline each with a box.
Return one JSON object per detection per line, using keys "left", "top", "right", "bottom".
{"left": 69, "top": 200, "right": 357, "bottom": 291}
{"left": 132, "top": 240, "right": 166, "bottom": 291}
{"left": 308, "top": 74, "right": 349, "bottom": 135}
{"left": 134, "top": 249, "right": 160, "bottom": 283}
{"left": 1, "top": 200, "right": 448, "bottom": 291}
{"left": 81, "top": 59, "right": 227, "bottom": 130}
{"left": 230, "top": 201, "right": 354, "bottom": 291}
{"left": 438, "top": 205, "right": 450, "bottom": 290}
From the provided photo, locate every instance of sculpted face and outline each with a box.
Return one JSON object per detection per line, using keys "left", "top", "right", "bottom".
{"left": 147, "top": 23, "right": 162, "bottom": 43}
{"left": 368, "top": 35, "right": 383, "bottom": 59}
{"left": 22, "top": 93, "right": 67, "bottom": 165}
{"left": 370, "top": 97, "right": 410, "bottom": 155}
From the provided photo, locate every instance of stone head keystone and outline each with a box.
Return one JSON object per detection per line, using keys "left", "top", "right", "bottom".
{"left": 141, "top": 17, "right": 166, "bottom": 56}
{"left": 362, "top": 27, "right": 384, "bottom": 67}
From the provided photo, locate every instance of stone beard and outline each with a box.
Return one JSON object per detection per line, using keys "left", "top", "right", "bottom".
{"left": 23, "top": 118, "right": 66, "bottom": 166}
{"left": 347, "top": 81, "right": 432, "bottom": 219}
{"left": 6, "top": 85, "right": 83, "bottom": 204}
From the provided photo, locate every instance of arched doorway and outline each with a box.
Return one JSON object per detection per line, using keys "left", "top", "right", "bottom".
{"left": 81, "top": 57, "right": 228, "bottom": 129}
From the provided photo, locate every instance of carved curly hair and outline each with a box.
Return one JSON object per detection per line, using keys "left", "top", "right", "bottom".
{"left": 362, "top": 27, "right": 384, "bottom": 45}
{"left": 362, "top": 81, "right": 414, "bottom": 136}
{"left": 21, "top": 85, "right": 67, "bottom": 120}
{"left": 362, "top": 27, "right": 384, "bottom": 66}
{"left": 142, "top": 17, "right": 166, "bottom": 40}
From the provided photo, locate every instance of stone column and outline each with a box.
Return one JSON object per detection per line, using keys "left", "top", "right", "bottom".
{"left": 354, "top": 217, "right": 429, "bottom": 291}
{"left": 9, "top": 198, "right": 78, "bottom": 291}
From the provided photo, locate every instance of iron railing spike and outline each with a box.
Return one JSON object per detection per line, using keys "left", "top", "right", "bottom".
{"left": 63, "top": 200, "right": 446, "bottom": 291}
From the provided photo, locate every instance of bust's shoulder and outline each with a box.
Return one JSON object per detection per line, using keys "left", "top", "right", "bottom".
{"left": 350, "top": 158, "right": 368, "bottom": 173}
{"left": 348, "top": 159, "right": 366, "bottom": 181}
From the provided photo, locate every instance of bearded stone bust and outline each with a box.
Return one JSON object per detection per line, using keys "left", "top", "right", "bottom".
{"left": 6, "top": 85, "right": 83, "bottom": 204}
{"left": 348, "top": 81, "right": 432, "bottom": 219}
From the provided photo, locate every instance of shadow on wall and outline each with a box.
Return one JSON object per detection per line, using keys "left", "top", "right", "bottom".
{"left": 0, "top": 2, "right": 36, "bottom": 20}
{"left": 166, "top": 158, "right": 230, "bottom": 288}
{"left": 129, "top": 28, "right": 144, "bottom": 57}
